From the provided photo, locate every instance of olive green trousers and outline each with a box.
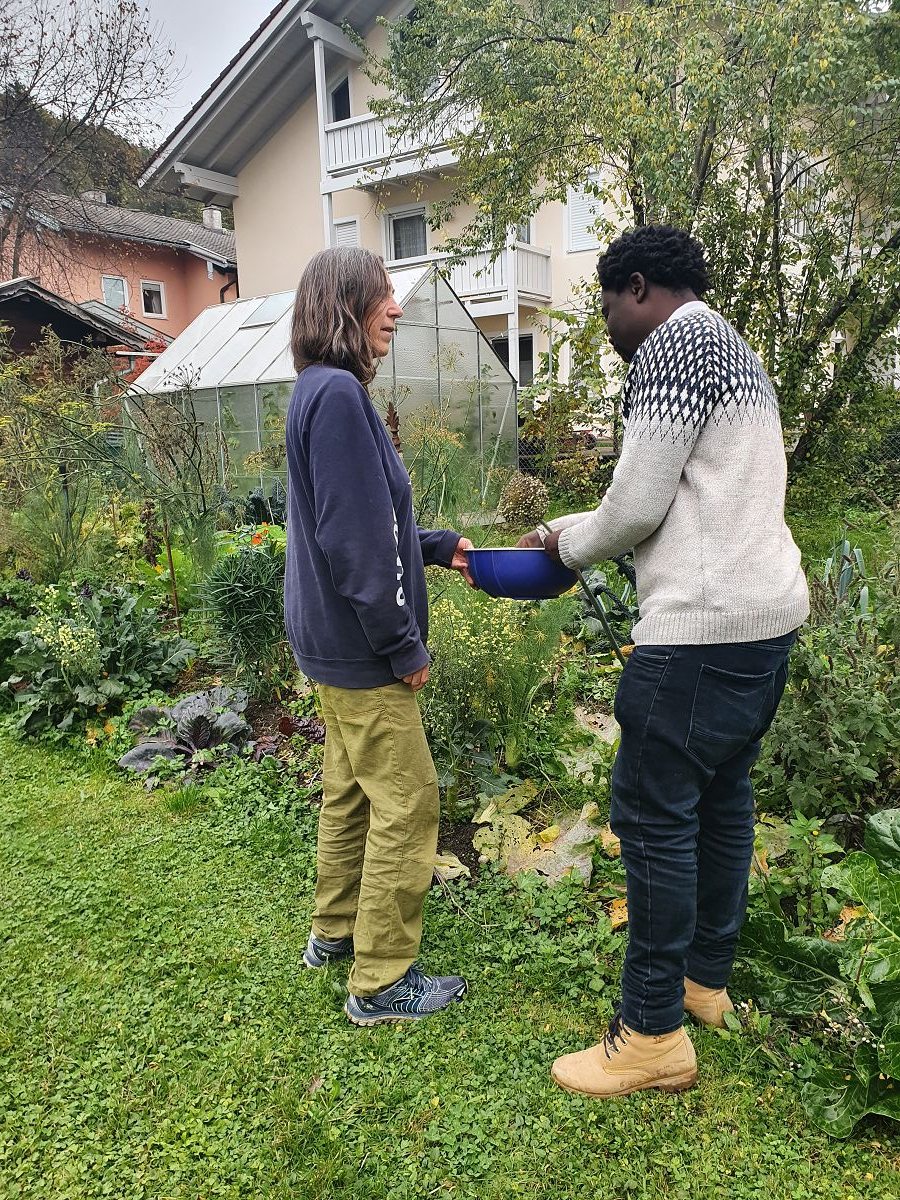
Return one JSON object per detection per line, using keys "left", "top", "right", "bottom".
{"left": 313, "top": 681, "right": 440, "bottom": 996}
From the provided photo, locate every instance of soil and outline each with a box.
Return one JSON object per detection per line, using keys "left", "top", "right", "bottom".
{"left": 437, "top": 818, "right": 482, "bottom": 879}
{"left": 244, "top": 698, "right": 326, "bottom": 764}
{"left": 245, "top": 698, "right": 288, "bottom": 741}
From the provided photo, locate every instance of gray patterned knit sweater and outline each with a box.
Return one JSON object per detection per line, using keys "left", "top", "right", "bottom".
{"left": 552, "top": 301, "right": 809, "bottom": 645}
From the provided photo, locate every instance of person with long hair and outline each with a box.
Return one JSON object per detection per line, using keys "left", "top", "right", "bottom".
{"left": 285, "top": 246, "right": 472, "bottom": 1025}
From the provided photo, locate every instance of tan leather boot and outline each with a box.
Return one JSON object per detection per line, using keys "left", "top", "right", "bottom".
{"left": 684, "top": 977, "right": 734, "bottom": 1029}
{"left": 551, "top": 1015, "right": 697, "bottom": 1098}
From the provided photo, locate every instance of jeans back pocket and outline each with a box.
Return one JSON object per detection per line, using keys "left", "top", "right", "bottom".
{"left": 686, "top": 664, "right": 776, "bottom": 768}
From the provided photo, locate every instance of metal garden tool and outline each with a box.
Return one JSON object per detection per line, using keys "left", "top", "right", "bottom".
{"left": 538, "top": 520, "right": 627, "bottom": 667}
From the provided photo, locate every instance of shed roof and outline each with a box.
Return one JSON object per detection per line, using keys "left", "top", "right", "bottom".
{"left": 0, "top": 277, "right": 150, "bottom": 351}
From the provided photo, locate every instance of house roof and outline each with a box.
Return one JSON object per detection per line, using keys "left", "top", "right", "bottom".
{"left": 80, "top": 300, "right": 173, "bottom": 346}
{"left": 0, "top": 277, "right": 150, "bottom": 350}
{"left": 139, "top": 0, "right": 383, "bottom": 204}
{"left": 31, "top": 192, "right": 237, "bottom": 269}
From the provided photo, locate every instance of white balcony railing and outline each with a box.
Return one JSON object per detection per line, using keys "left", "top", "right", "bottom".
{"left": 324, "top": 111, "right": 473, "bottom": 177}
{"left": 514, "top": 244, "right": 552, "bottom": 301}
{"left": 386, "top": 245, "right": 552, "bottom": 308}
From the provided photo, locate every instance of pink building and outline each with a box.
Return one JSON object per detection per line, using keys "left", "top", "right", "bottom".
{"left": 2, "top": 191, "right": 238, "bottom": 339}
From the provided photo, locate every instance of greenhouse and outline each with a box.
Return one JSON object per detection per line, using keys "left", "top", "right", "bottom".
{"left": 130, "top": 264, "right": 518, "bottom": 519}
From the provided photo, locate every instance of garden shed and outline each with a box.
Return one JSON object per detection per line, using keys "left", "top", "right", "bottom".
{"left": 130, "top": 264, "right": 518, "bottom": 516}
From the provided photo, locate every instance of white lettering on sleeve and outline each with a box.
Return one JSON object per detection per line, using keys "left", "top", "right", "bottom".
{"left": 392, "top": 512, "right": 406, "bottom": 606}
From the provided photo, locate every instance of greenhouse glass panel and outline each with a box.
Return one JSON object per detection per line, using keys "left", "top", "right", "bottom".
{"left": 396, "top": 276, "right": 436, "bottom": 329}
{"left": 218, "top": 384, "right": 262, "bottom": 493}
{"left": 129, "top": 264, "right": 516, "bottom": 520}
{"left": 257, "top": 381, "right": 292, "bottom": 481}
{"left": 435, "top": 272, "right": 482, "bottom": 332}
{"left": 134, "top": 304, "right": 224, "bottom": 393}
{"left": 221, "top": 307, "right": 293, "bottom": 386}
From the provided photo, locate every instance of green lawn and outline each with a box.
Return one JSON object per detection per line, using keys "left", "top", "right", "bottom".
{"left": 1, "top": 740, "right": 897, "bottom": 1199}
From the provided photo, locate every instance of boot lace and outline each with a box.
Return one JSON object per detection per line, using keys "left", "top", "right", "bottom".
{"left": 602, "top": 1012, "right": 632, "bottom": 1059}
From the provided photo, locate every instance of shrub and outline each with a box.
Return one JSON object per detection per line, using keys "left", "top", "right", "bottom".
{"left": 497, "top": 471, "right": 549, "bottom": 528}
{"left": 202, "top": 539, "right": 293, "bottom": 697}
{"left": 754, "top": 544, "right": 900, "bottom": 825}
{"left": 2, "top": 583, "right": 195, "bottom": 736}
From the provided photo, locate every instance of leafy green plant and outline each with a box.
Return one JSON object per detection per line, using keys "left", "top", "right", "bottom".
{"left": 118, "top": 686, "right": 252, "bottom": 776}
{"left": 753, "top": 811, "right": 844, "bottom": 934}
{"left": 202, "top": 539, "right": 293, "bottom": 697}
{"left": 422, "top": 575, "right": 574, "bottom": 811}
{"left": 2, "top": 584, "right": 194, "bottom": 736}
{"left": 755, "top": 545, "right": 900, "bottom": 822}
{"left": 12, "top": 467, "right": 102, "bottom": 582}
{"left": 569, "top": 559, "right": 638, "bottom": 651}
{"left": 0, "top": 575, "right": 36, "bottom": 682}
{"left": 738, "top": 808, "right": 900, "bottom": 1137}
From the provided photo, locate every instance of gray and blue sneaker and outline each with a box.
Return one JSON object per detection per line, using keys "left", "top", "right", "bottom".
{"left": 303, "top": 932, "right": 354, "bottom": 968}
{"left": 344, "top": 965, "right": 468, "bottom": 1026}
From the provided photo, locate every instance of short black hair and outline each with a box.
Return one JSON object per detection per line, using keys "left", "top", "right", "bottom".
{"left": 597, "top": 225, "right": 711, "bottom": 295}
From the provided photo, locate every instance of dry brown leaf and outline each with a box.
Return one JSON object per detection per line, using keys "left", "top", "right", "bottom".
{"left": 599, "top": 825, "right": 621, "bottom": 858}
{"left": 824, "top": 905, "right": 867, "bottom": 942}
{"left": 754, "top": 849, "right": 770, "bottom": 876}
{"left": 432, "top": 852, "right": 471, "bottom": 883}
{"left": 609, "top": 897, "right": 629, "bottom": 929}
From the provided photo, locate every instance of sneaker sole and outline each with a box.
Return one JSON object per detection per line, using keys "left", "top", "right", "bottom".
{"left": 344, "top": 990, "right": 467, "bottom": 1027}
{"left": 551, "top": 1068, "right": 698, "bottom": 1098}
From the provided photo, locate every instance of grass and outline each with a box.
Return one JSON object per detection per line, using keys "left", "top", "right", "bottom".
{"left": 1, "top": 739, "right": 898, "bottom": 1199}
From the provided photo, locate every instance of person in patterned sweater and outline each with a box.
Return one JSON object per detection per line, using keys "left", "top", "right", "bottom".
{"left": 520, "top": 225, "right": 809, "bottom": 1098}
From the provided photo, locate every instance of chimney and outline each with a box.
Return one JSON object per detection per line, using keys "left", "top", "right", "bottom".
{"left": 80, "top": 189, "right": 107, "bottom": 204}
{"left": 202, "top": 206, "right": 223, "bottom": 230}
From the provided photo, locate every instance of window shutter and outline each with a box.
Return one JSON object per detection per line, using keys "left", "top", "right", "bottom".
{"left": 333, "top": 220, "right": 359, "bottom": 248}
{"left": 567, "top": 178, "right": 602, "bottom": 253}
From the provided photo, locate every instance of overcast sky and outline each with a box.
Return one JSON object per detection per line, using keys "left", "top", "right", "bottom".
{"left": 143, "top": 0, "right": 275, "bottom": 130}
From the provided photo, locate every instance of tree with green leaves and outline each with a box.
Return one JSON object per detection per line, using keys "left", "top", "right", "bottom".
{"left": 370, "top": 0, "right": 900, "bottom": 474}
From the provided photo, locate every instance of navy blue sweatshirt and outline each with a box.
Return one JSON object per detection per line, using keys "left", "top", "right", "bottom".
{"left": 284, "top": 364, "right": 459, "bottom": 689}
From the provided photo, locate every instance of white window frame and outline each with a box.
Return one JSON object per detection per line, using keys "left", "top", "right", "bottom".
{"left": 384, "top": 203, "right": 429, "bottom": 262}
{"left": 101, "top": 274, "right": 128, "bottom": 310}
{"left": 566, "top": 174, "right": 604, "bottom": 255}
{"left": 329, "top": 73, "right": 351, "bottom": 123}
{"left": 332, "top": 217, "right": 361, "bottom": 248}
{"left": 139, "top": 279, "right": 167, "bottom": 319}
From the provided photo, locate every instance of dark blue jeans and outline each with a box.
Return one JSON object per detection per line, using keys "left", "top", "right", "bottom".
{"left": 610, "top": 632, "right": 796, "bottom": 1034}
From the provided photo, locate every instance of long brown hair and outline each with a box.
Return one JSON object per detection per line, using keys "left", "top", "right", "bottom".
{"left": 290, "top": 247, "right": 391, "bottom": 386}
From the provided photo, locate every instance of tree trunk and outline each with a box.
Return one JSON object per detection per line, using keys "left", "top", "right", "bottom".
{"left": 788, "top": 286, "right": 900, "bottom": 475}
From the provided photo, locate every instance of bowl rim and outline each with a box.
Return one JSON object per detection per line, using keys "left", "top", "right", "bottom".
{"left": 465, "top": 547, "right": 558, "bottom": 554}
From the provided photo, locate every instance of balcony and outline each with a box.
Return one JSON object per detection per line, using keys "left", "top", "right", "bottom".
{"left": 324, "top": 111, "right": 472, "bottom": 188}
{"left": 386, "top": 244, "right": 552, "bottom": 318}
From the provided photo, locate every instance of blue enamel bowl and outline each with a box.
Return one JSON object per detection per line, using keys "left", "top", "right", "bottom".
{"left": 466, "top": 548, "right": 577, "bottom": 600}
